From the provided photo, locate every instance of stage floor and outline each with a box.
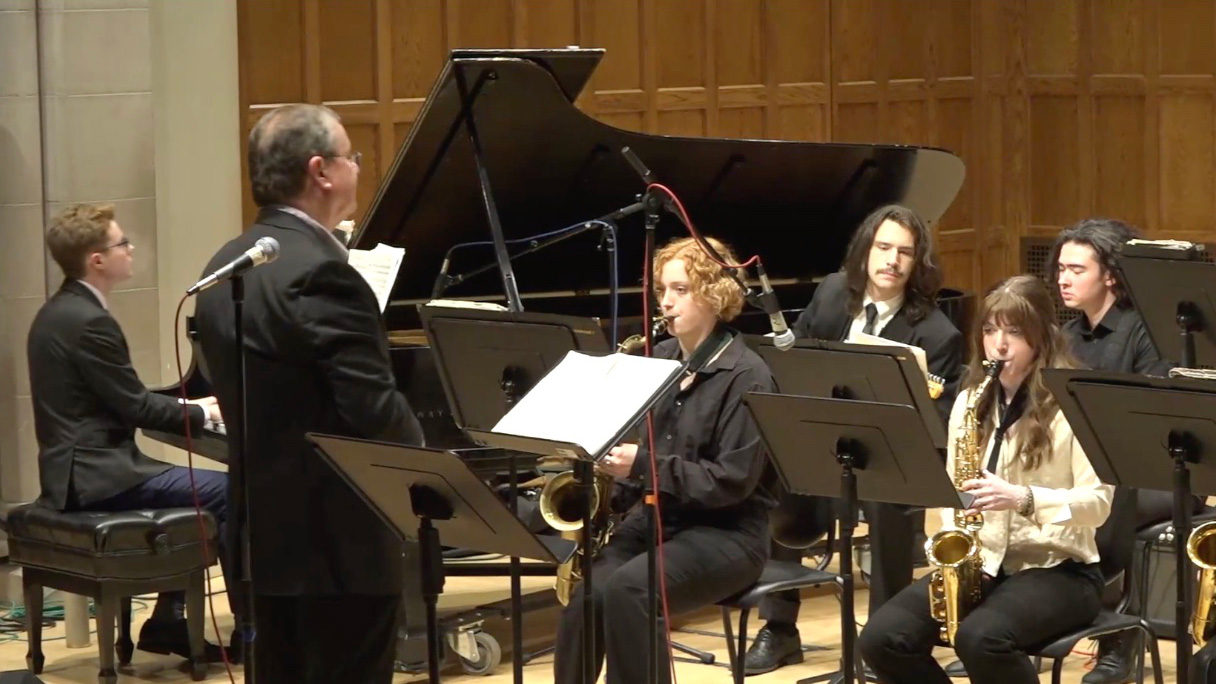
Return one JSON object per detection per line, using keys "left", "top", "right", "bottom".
{"left": 0, "top": 556, "right": 1170, "bottom": 683}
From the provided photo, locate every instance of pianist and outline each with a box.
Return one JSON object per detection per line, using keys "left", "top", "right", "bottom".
{"left": 553, "top": 236, "right": 776, "bottom": 684}
{"left": 27, "top": 203, "right": 230, "bottom": 662}
{"left": 194, "top": 103, "right": 424, "bottom": 684}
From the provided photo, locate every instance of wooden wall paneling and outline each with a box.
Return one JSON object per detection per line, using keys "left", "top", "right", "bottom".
{"left": 1157, "top": 0, "right": 1216, "bottom": 241}
{"left": 767, "top": 0, "right": 830, "bottom": 142}
{"left": 1090, "top": 0, "right": 1148, "bottom": 232}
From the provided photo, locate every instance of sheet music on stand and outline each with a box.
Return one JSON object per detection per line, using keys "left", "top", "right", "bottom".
{"left": 491, "top": 350, "right": 683, "bottom": 459}
{"left": 347, "top": 242, "right": 406, "bottom": 312}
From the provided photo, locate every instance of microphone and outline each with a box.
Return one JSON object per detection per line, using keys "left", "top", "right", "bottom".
{"left": 187, "top": 236, "right": 280, "bottom": 295}
{"left": 754, "top": 263, "right": 795, "bottom": 351}
{"left": 430, "top": 255, "right": 452, "bottom": 299}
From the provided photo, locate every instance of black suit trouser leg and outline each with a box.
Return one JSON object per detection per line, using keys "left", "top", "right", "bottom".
{"left": 554, "top": 521, "right": 766, "bottom": 684}
{"left": 84, "top": 466, "right": 238, "bottom": 618}
{"left": 253, "top": 594, "right": 399, "bottom": 684}
{"left": 759, "top": 498, "right": 914, "bottom": 621}
{"left": 858, "top": 564, "right": 1102, "bottom": 684}
{"left": 861, "top": 500, "right": 915, "bottom": 614}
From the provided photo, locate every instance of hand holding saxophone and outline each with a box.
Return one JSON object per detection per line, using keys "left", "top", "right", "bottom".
{"left": 959, "top": 471, "right": 1027, "bottom": 516}
{"left": 602, "top": 443, "right": 638, "bottom": 477}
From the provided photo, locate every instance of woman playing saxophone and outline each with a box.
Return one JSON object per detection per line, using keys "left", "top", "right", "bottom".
{"left": 858, "top": 275, "right": 1113, "bottom": 684}
{"left": 552, "top": 236, "right": 777, "bottom": 684}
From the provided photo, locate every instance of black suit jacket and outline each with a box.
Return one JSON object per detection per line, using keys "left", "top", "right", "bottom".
{"left": 791, "top": 271, "right": 965, "bottom": 423}
{"left": 28, "top": 279, "right": 205, "bottom": 510}
{"left": 194, "top": 207, "right": 423, "bottom": 596}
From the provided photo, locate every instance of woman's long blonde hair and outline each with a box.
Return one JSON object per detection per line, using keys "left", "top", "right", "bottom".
{"left": 963, "top": 275, "right": 1077, "bottom": 471}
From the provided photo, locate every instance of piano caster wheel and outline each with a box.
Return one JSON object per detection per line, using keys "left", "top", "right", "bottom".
{"left": 457, "top": 631, "right": 502, "bottom": 676}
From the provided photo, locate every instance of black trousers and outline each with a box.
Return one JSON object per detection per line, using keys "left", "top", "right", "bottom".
{"left": 1192, "top": 637, "right": 1216, "bottom": 683}
{"left": 762, "top": 499, "right": 914, "bottom": 623}
{"left": 252, "top": 594, "right": 399, "bottom": 683}
{"left": 553, "top": 513, "right": 767, "bottom": 684}
{"left": 858, "top": 562, "right": 1102, "bottom": 684}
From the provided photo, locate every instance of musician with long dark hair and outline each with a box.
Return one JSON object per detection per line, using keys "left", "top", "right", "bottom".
{"left": 552, "top": 236, "right": 777, "bottom": 684}
{"left": 749, "top": 204, "right": 964, "bottom": 674}
{"left": 857, "top": 275, "right": 1113, "bottom": 684}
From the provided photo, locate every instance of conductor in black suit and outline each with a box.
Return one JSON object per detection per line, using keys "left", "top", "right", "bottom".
{"left": 745, "top": 204, "right": 965, "bottom": 675}
{"left": 194, "top": 103, "right": 424, "bottom": 684}
{"left": 28, "top": 203, "right": 229, "bottom": 662}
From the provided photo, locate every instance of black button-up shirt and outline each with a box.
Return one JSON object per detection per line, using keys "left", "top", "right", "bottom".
{"left": 1061, "top": 304, "right": 1172, "bottom": 376}
{"left": 620, "top": 330, "right": 777, "bottom": 532}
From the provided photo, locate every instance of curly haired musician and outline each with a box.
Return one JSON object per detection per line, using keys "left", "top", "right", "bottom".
{"left": 858, "top": 275, "right": 1113, "bottom": 684}
{"left": 749, "top": 204, "right": 964, "bottom": 674}
{"left": 552, "top": 236, "right": 777, "bottom": 684}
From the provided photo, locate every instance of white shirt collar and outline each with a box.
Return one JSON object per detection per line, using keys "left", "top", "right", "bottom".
{"left": 272, "top": 205, "right": 348, "bottom": 257}
{"left": 863, "top": 292, "right": 904, "bottom": 320}
{"left": 76, "top": 279, "right": 108, "bottom": 310}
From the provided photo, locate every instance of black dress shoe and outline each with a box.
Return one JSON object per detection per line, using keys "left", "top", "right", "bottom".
{"left": 137, "top": 618, "right": 225, "bottom": 663}
{"left": 944, "top": 659, "right": 968, "bottom": 678}
{"left": 1082, "top": 632, "right": 1136, "bottom": 684}
{"left": 743, "top": 624, "right": 804, "bottom": 676}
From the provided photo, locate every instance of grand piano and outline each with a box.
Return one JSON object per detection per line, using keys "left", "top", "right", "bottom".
{"left": 146, "top": 47, "right": 971, "bottom": 674}
{"left": 150, "top": 47, "right": 971, "bottom": 466}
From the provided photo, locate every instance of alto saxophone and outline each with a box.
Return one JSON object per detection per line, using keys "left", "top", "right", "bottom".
{"left": 925, "top": 359, "right": 1004, "bottom": 646}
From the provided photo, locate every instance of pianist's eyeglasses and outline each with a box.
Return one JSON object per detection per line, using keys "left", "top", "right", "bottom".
{"left": 99, "top": 237, "right": 132, "bottom": 252}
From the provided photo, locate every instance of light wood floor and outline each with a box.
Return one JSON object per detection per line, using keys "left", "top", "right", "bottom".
{"left": 0, "top": 564, "right": 1178, "bottom": 683}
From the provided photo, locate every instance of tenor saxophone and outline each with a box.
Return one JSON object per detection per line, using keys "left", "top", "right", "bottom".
{"left": 925, "top": 359, "right": 1004, "bottom": 646}
{"left": 538, "top": 467, "right": 616, "bottom": 605}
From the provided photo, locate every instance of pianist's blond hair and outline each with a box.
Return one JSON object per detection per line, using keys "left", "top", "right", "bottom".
{"left": 47, "top": 203, "right": 116, "bottom": 279}
{"left": 653, "top": 236, "right": 745, "bottom": 322}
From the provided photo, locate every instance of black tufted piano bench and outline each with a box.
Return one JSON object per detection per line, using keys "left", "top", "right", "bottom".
{"left": 2, "top": 505, "right": 218, "bottom": 684}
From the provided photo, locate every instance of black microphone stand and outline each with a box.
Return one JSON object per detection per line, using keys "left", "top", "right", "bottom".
{"left": 431, "top": 204, "right": 643, "bottom": 300}
{"left": 640, "top": 185, "right": 663, "bottom": 684}
{"left": 230, "top": 274, "right": 256, "bottom": 681}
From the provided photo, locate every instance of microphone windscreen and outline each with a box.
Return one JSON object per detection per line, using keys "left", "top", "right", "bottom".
{"left": 256, "top": 236, "right": 281, "bottom": 261}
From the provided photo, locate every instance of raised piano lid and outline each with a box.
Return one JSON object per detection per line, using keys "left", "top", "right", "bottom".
{"left": 351, "top": 48, "right": 965, "bottom": 331}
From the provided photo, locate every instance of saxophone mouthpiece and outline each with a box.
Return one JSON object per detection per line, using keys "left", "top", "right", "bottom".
{"left": 983, "top": 359, "right": 1005, "bottom": 377}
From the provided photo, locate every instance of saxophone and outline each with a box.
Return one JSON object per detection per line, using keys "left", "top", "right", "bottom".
{"left": 538, "top": 467, "right": 615, "bottom": 605}
{"left": 1188, "top": 521, "right": 1216, "bottom": 646}
{"left": 925, "top": 358, "right": 1004, "bottom": 646}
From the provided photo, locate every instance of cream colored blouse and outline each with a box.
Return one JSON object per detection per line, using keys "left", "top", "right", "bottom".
{"left": 938, "top": 386, "right": 1114, "bottom": 577}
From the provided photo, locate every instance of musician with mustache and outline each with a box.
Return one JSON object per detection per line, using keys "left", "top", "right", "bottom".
{"left": 747, "top": 204, "right": 964, "bottom": 675}
{"left": 552, "top": 236, "right": 777, "bottom": 684}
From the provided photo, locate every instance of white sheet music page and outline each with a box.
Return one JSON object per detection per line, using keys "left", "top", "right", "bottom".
{"left": 491, "top": 350, "right": 684, "bottom": 457}
{"left": 347, "top": 243, "right": 405, "bottom": 312}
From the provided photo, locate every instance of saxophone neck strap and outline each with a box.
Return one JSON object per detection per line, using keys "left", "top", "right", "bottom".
{"left": 985, "top": 382, "right": 1029, "bottom": 473}
{"left": 680, "top": 325, "right": 734, "bottom": 377}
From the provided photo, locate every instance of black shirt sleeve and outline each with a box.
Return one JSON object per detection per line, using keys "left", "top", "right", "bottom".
{"left": 631, "top": 368, "right": 776, "bottom": 510}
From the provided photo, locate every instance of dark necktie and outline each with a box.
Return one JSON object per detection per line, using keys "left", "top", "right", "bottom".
{"left": 862, "top": 303, "right": 879, "bottom": 335}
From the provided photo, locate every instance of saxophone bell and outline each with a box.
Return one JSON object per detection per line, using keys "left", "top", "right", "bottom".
{"left": 1189, "top": 520, "right": 1216, "bottom": 646}
{"left": 538, "top": 467, "right": 615, "bottom": 606}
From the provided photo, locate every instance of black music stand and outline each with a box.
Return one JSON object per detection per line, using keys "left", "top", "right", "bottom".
{"left": 418, "top": 304, "right": 612, "bottom": 682}
{"left": 1118, "top": 244, "right": 1216, "bottom": 369}
{"left": 306, "top": 435, "right": 576, "bottom": 683}
{"left": 743, "top": 392, "right": 970, "bottom": 684}
{"left": 467, "top": 349, "right": 685, "bottom": 684}
{"left": 753, "top": 337, "right": 949, "bottom": 448}
{"left": 1044, "top": 369, "right": 1216, "bottom": 677}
